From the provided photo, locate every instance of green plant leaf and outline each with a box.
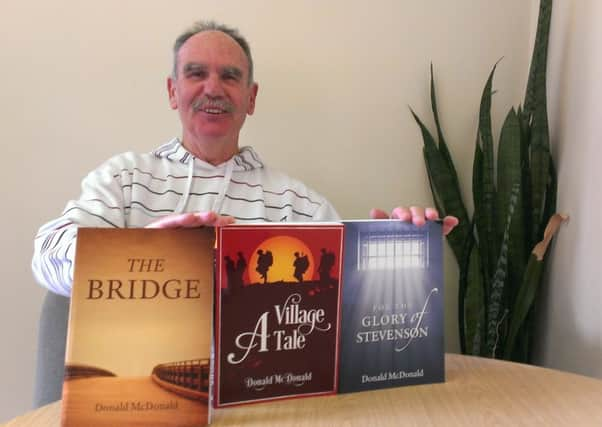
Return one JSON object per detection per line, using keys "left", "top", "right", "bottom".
{"left": 497, "top": 108, "right": 527, "bottom": 305}
{"left": 426, "top": 66, "right": 474, "bottom": 273}
{"left": 475, "top": 63, "right": 499, "bottom": 284}
{"left": 503, "top": 213, "right": 566, "bottom": 358}
{"left": 472, "top": 138, "right": 489, "bottom": 300}
{"left": 526, "top": 0, "right": 552, "bottom": 245}
{"left": 496, "top": 109, "right": 522, "bottom": 240}
{"left": 411, "top": 108, "right": 471, "bottom": 264}
{"left": 457, "top": 219, "right": 476, "bottom": 354}
{"left": 486, "top": 183, "right": 520, "bottom": 357}
{"left": 517, "top": 107, "right": 533, "bottom": 257}
{"left": 424, "top": 156, "right": 445, "bottom": 215}
{"left": 463, "top": 244, "right": 485, "bottom": 355}
{"left": 512, "top": 319, "right": 533, "bottom": 362}
{"left": 542, "top": 158, "right": 558, "bottom": 228}
{"left": 503, "top": 253, "right": 543, "bottom": 359}
{"left": 430, "top": 64, "right": 460, "bottom": 189}
{"left": 529, "top": 103, "right": 551, "bottom": 243}
{"left": 523, "top": 0, "right": 553, "bottom": 118}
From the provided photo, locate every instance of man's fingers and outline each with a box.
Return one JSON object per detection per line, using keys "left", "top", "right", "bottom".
{"left": 145, "top": 213, "right": 198, "bottom": 228}
{"left": 193, "top": 211, "right": 218, "bottom": 225}
{"left": 442, "top": 215, "right": 459, "bottom": 236}
{"left": 145, "top": 211, "right": 235, "bottom": 229}
{"left": 213, "top": 215, "right": 236, "bottom": 227}
{"left": 425, "top": 207, "right": 439, "bottom": 221}
{"left": 409, "top": 206, "right": 426, "bottom": 226}
{"left": 369, "top": 208, "right": 391, "bottom": 219}
{"left": 371, "top": 206, "right": 459, "bottom": 236}
{"left": 390, "top": 207, "right": 412, "bottom": 221}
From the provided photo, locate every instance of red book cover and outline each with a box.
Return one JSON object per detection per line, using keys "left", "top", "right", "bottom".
{"left": 214, "top": 223, "right": 344, "bottom": 407}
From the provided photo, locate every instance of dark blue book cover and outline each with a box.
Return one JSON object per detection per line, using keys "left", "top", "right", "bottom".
{"left": 339, "top": 220, "right": 444, "bottom": 393}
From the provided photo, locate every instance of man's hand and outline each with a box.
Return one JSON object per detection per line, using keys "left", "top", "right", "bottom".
{"left": 369, "top": 206, "right": 459, "bottom": 236}
{"left": 145, "top": 211, "right": 235, "bottom": 228}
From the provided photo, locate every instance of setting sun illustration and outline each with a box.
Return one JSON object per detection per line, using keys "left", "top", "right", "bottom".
{"left": 247, "top": 236, "right": 315, "bottom": 283}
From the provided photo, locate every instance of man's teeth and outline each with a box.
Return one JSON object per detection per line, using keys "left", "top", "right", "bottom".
{"left": 203, "top": 108, "right": 225, "bottom": 114}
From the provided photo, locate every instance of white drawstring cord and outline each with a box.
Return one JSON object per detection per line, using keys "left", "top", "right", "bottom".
{"left": 174, "top": 159, "right": 194, "bottom": 214}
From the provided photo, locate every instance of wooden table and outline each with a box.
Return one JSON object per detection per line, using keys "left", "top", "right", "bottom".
{"left": 5, "top": 353, "right": 602, "bottom": 426}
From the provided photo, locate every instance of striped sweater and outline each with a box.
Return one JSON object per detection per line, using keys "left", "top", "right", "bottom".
{"left": 32, "top": 138, "right": 340, "bottom": 296}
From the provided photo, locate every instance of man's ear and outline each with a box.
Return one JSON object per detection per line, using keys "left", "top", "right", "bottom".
{"left": 167, "top": 76, "right": 178, "bottom": 110}
{"left": 247, "top": 82, "right": 259, "bottom": 115}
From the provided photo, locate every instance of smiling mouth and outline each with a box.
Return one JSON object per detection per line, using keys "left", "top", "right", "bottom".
{"left": 193, "top": 98, "right": 234, "bottom": 115}
{"left": 200, "top": 107, "right": 227, "bottom": 114}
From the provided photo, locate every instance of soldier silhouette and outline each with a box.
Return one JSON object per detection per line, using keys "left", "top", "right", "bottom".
{"left": 256, "top": 249, "right": 273, "bottom": 284}
{"left": 235, "top": 251, "right": 247, "bottom": 288}
{"left": 293, "top": 251, "right": 310, "bottom": 283}
{"left": 318, "top": 248, "right": 336, "bottom": 285}
{"left": 224, "top": 255, "right": 236, "bottom": 291}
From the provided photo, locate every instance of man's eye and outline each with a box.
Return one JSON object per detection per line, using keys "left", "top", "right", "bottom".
{"left": 184, "top": 68, "right": 207, "bottom": 79}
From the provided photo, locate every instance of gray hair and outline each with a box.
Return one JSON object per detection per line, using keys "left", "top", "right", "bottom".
{"left": 172, "top": 20, "right": 254, "bottom": 84}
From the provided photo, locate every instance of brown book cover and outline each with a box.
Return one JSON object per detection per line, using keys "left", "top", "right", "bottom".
{"left": 214, "top": 223, "right": 344, "bottom": 407}
{"left": 60, "top": 228, "right": 214, "bottom": 427}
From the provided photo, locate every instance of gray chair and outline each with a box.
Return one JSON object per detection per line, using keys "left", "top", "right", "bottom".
{"left": 33, "top": 291, "right": 70, "bottom": 408}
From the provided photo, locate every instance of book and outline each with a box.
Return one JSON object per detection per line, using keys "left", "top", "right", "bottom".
{"left": 61, "top": 228, "right": 214, "bottom": 427}
{"left": 338, "top": 220, "right": 445, "bottom": 393}
{"left": 214, "top": 223, "right": 344, "bottom": 406}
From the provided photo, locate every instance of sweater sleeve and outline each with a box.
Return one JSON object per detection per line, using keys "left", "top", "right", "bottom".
{"left": 312, "top": 198, "right": 342, "bottom": 221}
{"left": 32, "top": 159, "right": 129, "bottom": 296}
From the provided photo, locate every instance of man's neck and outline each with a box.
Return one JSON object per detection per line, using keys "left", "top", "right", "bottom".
{"left": 181, "top": 136, "right": 239, "bottom": 166}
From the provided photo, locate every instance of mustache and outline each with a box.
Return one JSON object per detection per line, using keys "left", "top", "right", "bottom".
{"left": 192, "top": 97, "right": 234, "bottom": 113}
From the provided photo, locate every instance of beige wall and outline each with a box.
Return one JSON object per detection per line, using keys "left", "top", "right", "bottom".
{"left": 533, "top": 0, "right": 602, "bottom": 378}
{"left": 0, "top": 0, "right": 535, "bottom": 421}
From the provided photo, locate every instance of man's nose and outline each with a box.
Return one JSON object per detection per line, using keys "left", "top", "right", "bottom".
{"left": 204, "top": 73, "right": 225, "bottom": 97}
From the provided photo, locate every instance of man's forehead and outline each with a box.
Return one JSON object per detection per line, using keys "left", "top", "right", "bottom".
{"left": 178, "top": 31, "right": 247, "bottom": 66}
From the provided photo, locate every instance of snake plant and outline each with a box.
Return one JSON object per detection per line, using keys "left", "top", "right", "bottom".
{"left": 411, "top": 0, "right": 565, "bottom": 362}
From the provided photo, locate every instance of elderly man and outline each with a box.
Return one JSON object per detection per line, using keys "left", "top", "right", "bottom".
{"left": 32, "top": 21, "right": 457, "bottom": 296}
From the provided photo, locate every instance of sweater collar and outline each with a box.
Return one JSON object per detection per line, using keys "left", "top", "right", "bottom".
{"left": 153, "top": 137, "right": 264, "bottom": 172}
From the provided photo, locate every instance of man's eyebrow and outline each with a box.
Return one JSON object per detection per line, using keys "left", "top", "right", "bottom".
{"left": 182, "top": 63, "right": 243, "bottom": 79}
{"left": 183, "top": 63, "right": 207, "bottom": 74}
{"left": 221, "top": 66, "right": 243, "bottom": 79}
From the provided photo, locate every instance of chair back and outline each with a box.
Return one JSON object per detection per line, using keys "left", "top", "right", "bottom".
{"left": 33, "top": 291, "right": 70, "bottom": 407}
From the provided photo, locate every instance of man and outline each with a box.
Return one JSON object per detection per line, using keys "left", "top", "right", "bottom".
{"left": 32, "top": 21, "right": 457, "bottom": 296}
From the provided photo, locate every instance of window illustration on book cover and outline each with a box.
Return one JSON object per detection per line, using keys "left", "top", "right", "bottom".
{"left": 339, "top": 220, "right": 444, "bottom": 393}
{"left": 61, "top": 228, "right": 214, "bottom": 427}
{"left": 214, "top": 223, "right": 344, "bottom": 406}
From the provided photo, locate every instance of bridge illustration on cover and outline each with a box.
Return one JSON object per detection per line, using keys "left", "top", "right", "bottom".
{"left": 64, "top": 358, "right": 210, "bottom": 402}
{"left": 151, "top": 358, "right": 210, "bottom": 402}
